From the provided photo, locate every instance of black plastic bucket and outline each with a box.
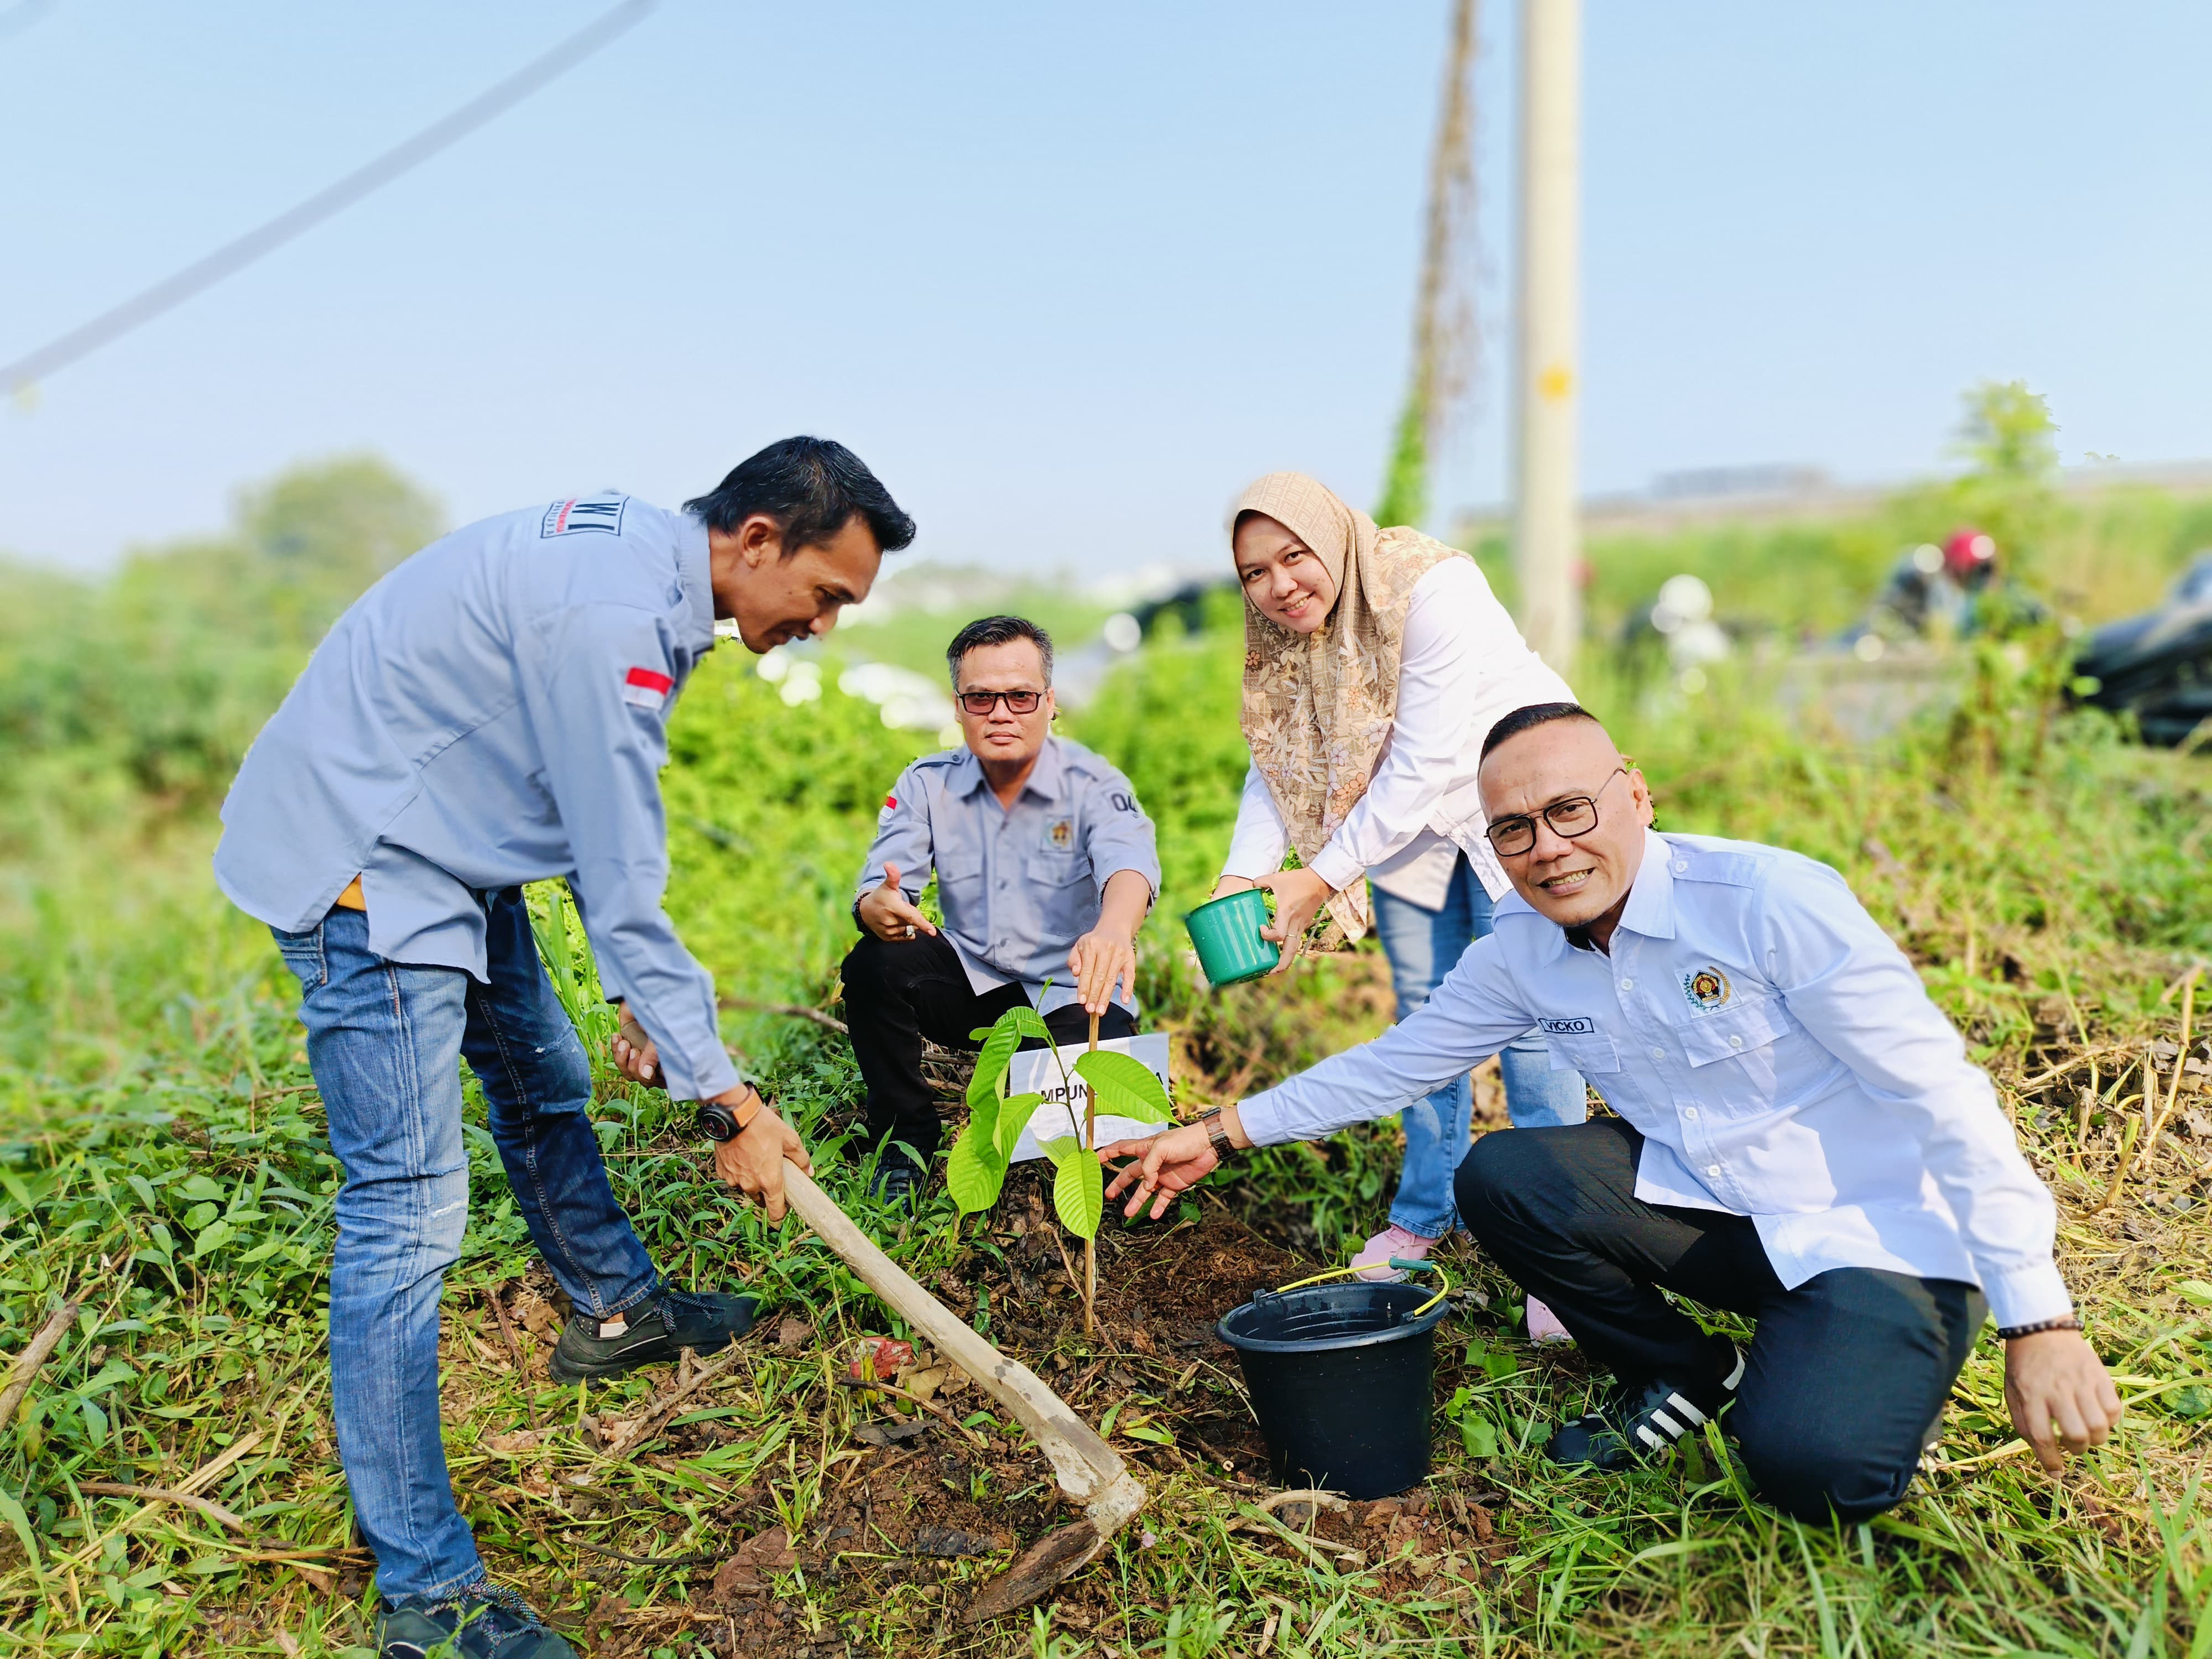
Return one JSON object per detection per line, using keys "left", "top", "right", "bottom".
{"left": 1216, "top": 1281, "right": 1451, "bottom": 1499}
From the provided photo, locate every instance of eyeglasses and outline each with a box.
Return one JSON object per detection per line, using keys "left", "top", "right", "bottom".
{"left": 958, "top": 689, "right": 1044, "bottom": 716}
{"left": 1484, "top": 768, "right": 1626, "bottom": 857}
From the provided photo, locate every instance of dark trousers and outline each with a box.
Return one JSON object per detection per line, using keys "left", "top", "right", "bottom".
{"left": 840, "top": 930, "right": 1135, "bottom": 1160}
{"left": 1457, "top": 1115, "right": 1985, "bottom": 1523}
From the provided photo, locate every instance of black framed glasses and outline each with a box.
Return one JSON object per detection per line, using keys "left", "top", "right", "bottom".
{"left": 1484, "top": 768, "right": 1626, "bottom": 857}
{"left": 958, "top": 689, "right": 1044, "bottom": 716}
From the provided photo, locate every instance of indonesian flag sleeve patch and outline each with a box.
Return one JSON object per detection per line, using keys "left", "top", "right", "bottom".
{"left": 622, "top": 665, "right": 675, "bottom": 711}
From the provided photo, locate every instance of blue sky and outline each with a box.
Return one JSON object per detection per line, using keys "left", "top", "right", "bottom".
{"left": 3, "top": 1, "right": 2208, "bottom": 575}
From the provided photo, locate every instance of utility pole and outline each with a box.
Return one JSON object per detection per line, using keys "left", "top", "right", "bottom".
{"left": 1375, "top": 0, "right": 1478, "bottom": 530}
{"left": 1512, "top": 0, "right": 1581, "bottom": 671}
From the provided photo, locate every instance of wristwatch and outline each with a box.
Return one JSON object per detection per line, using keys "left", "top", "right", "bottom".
{"left": 696, "top": 1087, "right": 764, "bottom": 1143}
{"left": 1200, "top": 1108, "right": 1235, "bottom": 1161}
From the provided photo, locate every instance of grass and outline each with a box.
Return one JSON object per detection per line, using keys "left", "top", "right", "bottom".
{"left": 2, "top": 557, "right": 2210, "bottom": 1653}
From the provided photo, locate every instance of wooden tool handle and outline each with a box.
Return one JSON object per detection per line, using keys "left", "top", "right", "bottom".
{"left": 778, "top": 1160, "right": 1141, "bottom": 1530}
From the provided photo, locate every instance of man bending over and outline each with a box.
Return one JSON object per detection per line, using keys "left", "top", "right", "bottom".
{"left": 218, "top": 437, "right": 912, "bottom": 1656}
{"left": 844, "top": 615, "right": 1159, "bottom": 1203}
{"left": 1103, "top": 702, "right": 2120, "bottom": 1522}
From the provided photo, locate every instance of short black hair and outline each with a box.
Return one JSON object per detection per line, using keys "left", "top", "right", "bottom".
{"left": 1479, "top": 701, "right": 1601, "bottom": 760}
{"left": 946, "top": 615, "right": 1054, "bottom": 689}
{"left": 685, "top": 436, "right": 916, "bottom": 556}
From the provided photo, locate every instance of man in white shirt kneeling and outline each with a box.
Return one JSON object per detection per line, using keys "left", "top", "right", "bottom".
{"left": 1101, "top": 702, "right": 2121, "bottom": 1522}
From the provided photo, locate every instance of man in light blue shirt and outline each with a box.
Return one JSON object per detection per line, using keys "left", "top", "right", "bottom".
{"left": 1104, "top": 702, "right": 2121, "bottom": 1524}
{"left": 844, "top": 615, "right": 1159, "bottom": 1201}
{"left": 216, "top": 437, "right": 912, "bottom": 1656}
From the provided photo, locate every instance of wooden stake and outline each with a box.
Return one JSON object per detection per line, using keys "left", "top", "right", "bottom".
{"left": 1084, "top": 1009, "right": 1100, "bottom": 1336}
{"left": 776, "top": 1159, "right": 1142, "bottom": 1573}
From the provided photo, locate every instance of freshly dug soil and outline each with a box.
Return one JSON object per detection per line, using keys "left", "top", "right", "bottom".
{"left": 560, "top": 1164, "right": 1529, "bottom": 1655}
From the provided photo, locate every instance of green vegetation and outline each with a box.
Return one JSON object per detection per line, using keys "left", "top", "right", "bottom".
{"left": 1470, "top": 384, "right": 2212, "bottom": 639}
{"left": 1, "top": 446, "right": 2209, "bottom": 1655}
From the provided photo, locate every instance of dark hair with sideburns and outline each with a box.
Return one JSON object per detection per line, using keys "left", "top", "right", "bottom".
{"left": 945, "top": 615, "right": 1055, "bottom": 690}
{"left": 1479, "top": 701, "right": 1601, "bottom": 760}
{"left": 686, "top": 436, "right": 916, "bottom": 556}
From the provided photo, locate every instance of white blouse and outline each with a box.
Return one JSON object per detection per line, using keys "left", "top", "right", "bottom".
{"left": 1220, "top": 557, "right": 1574, "bottom": 910}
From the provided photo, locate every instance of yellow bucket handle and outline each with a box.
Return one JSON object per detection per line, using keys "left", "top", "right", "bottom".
{"left": 1275, "top": 1259, "right": 1452, "bottom": 1321}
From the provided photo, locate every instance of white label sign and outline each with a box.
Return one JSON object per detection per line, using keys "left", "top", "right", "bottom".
{"left": 1003, "top": 1032, "right": 1175, "bottom": 1163}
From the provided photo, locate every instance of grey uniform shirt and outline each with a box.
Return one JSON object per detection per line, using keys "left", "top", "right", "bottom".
{"left": 213, "top": 492, "right": 739, "bottom": 1103}
{"left": 857, "top": 737, "right": 1161, "bottom": 1016}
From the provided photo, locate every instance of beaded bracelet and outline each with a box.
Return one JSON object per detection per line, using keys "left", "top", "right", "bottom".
{"left": 1996, "top": 1314, "right": 2082, "bottom": 1340}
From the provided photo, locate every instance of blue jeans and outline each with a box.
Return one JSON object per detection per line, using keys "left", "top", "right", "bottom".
{"left": 274, "top": 891, "right": 659, "bottom": 1603}
{"left": 1369, "top": 854, "right": 1587, "bottom": 1237}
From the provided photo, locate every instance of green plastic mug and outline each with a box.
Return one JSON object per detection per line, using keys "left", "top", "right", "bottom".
{"left": 1185, "top": 886, "right": 1280, "bottom": 987}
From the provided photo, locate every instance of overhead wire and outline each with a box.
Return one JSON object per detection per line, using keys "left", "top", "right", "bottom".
{"left": 2, "top": 0, "right": 657, "bottom": 398}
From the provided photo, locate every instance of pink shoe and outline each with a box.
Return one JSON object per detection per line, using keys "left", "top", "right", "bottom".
{"left": 1352, "top": 1224, "right": 1438, "bottom": 1283}
{"left": 1526, "top": 1295, "right": 1574, "bottom": 1346}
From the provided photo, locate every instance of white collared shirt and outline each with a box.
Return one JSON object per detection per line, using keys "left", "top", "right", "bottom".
{"left": 1237, "top": 828, "right": 2072, "bottom": 1327}
{"left": 1220, "top": 557, "right": 1576, "bottom": 909}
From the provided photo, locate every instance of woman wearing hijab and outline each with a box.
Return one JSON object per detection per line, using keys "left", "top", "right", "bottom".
{"left": 1211, "top": 472, "right": 1587, "bottom": 1332}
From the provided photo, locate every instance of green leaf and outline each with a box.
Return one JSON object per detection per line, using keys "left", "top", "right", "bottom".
{"left": 1123, "top": 1421, "right": 1176, "bottom": 1446}
{"left": 0, "top": 1483, "right": 39, "bottom": 1581}
{"left": 966, "top": 1008, "right": 1033, "bottom": 1112}
{"left": 945, "top": 1123, "right": 1008, "bottom": 1217}
{"left": 1036, "top": 1136, "right": 1079, "bottom": 1169}
{"left": 1006, "top": 1006, "right": 1052, "bottom": 1043}
{"left": 190, "top": 1219, "right": 233, "bottom": 1259}
{"left": 1458, "top": 1413, "right": 1498, "bottom": 1458}
{"left": 1052, "top": 1146, "right": 1104, "bottom": 1240}
{"left": 994, "top": 1093, "right": 1048, "bottom": 1160}
{"left": 1072, "top": 1051, "right": 1171, "bottom": 1124}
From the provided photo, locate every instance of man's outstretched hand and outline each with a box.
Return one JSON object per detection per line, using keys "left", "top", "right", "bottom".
{"left": 2004, "top": 1328, "right": 2122, "bottom": 1472}
{"left": 857, "top": 863, "right": 939, "bottom": 943}
{"left": 711, "top": 1093, "right": 810, "bottom": 1223}
{"left": 1099, "top": 1122, "right": 1219, "bottom": 1220}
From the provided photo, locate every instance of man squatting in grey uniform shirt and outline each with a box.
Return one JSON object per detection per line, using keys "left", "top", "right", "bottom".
{"left": 843, "top": 614, "right": 1161, "bottom": 1204}
{"left": 215, "top": 439, "right": 912, "bottom": 1656}
{"left": 1103, "top": 702, "right": 2122, "bottom": 1524}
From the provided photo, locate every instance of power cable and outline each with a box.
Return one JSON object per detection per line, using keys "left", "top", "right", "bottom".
{"left": 2, "top": 0, "right": 657, "bottom": 398}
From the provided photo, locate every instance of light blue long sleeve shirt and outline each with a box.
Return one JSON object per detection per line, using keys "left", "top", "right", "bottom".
{"left": 214, "top": 492, "right": 740, "bottom": 1102}
{"left": 1238, "top": 830, "right": 2071, "bottom": 1329}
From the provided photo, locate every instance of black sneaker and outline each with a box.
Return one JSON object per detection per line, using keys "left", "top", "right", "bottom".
{"left": 1547, "top": 1344, "right": 1746, "bottom": 1472}
{"left": 870, "top": 1150, "right": 924, "bottom": 1212}
{"left": 375, "top": 1582, "right": 575, "bottom": 1657}
{"left": 547, "top": 1285, "right": 757, "bottom": 1383}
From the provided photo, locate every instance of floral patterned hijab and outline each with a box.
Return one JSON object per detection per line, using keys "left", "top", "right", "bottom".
{"left": 1233, "top": 471, "right": 1455, "bottom": 940}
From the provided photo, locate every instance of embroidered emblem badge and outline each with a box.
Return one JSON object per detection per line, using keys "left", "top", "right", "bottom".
{"left": 540, "top": 493, "right": 628, "bottom": 538}
{"left": 1683, "top": 966, "right": 1731, "bottom": 1011}
{"left": 620, "top": 665, "right": 673, "bottom": 711}
{"left": 1047, "top": 818, "right": 1074, "bottom": 851}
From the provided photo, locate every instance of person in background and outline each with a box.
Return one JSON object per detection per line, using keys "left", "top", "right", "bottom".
{"left": 1208, "top": 471, "right": 1585, "bottom": 1333}
{"left": 842, "top": 615, "right": 1160, "bottom": 1204}
{"left": 1857, "top": 526, "right": 2040, "bottom": 645}
{"left": 216, "top": 437, "right": 913, "bottom": 1659}
{"left": 1106, "top": 702, "right": 2121, "bottom": 1522}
